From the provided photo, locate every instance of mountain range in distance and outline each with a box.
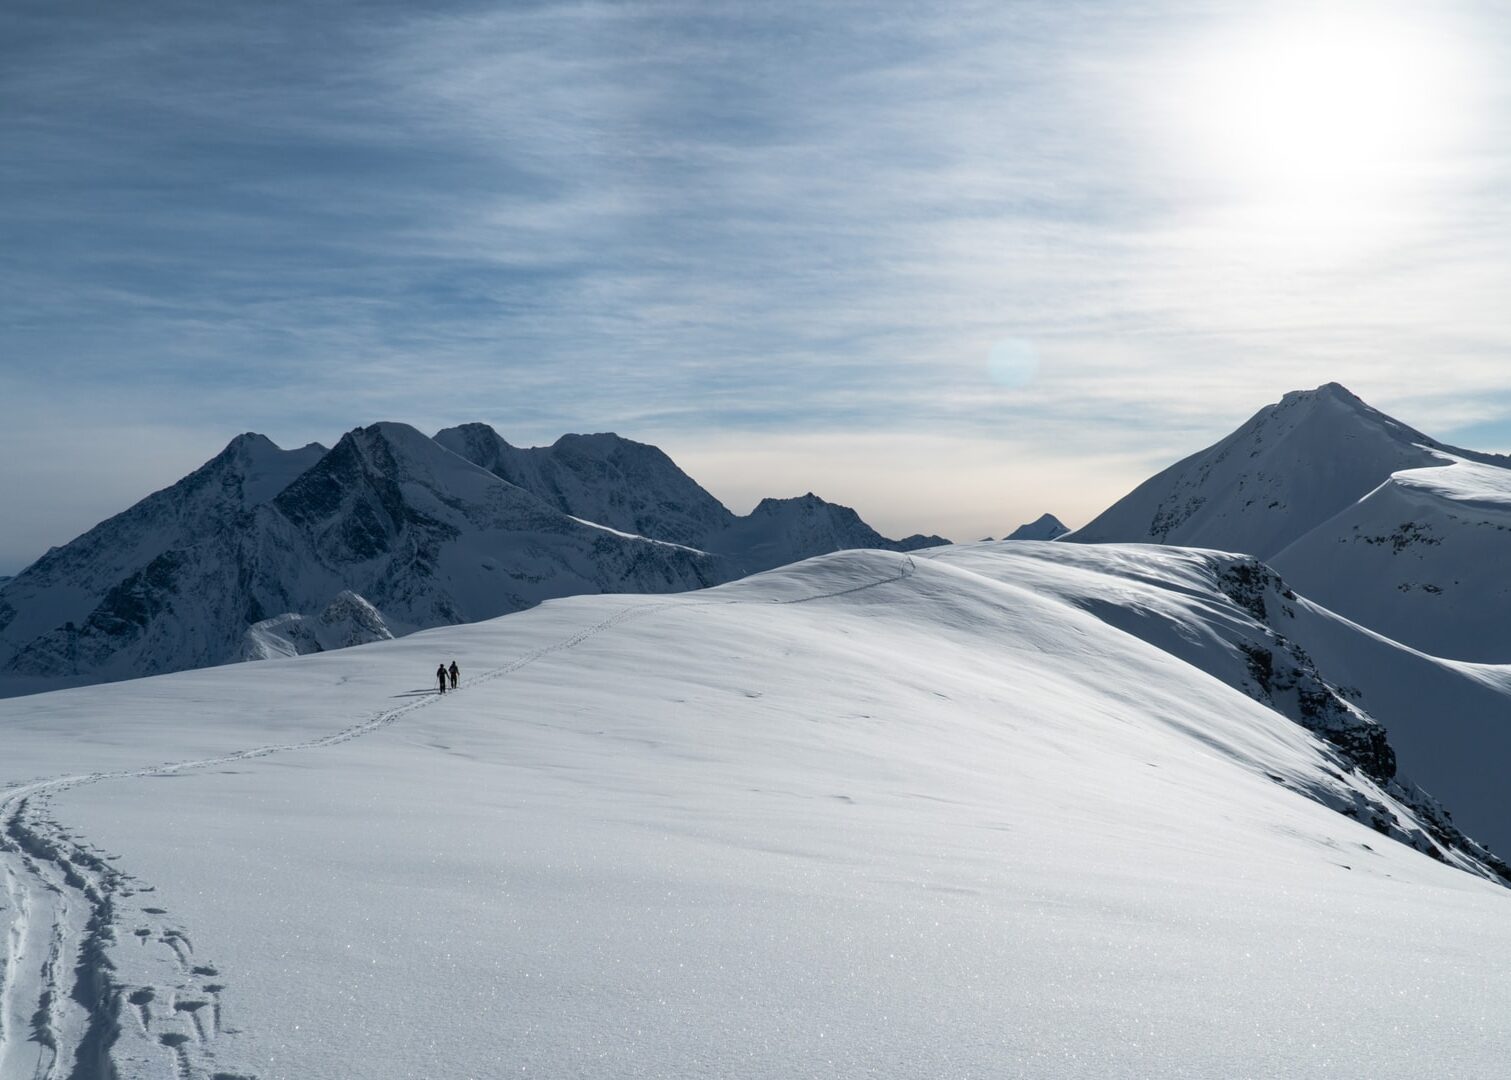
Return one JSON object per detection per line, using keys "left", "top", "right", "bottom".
{"left": 4, "top": 380, "right": 1509, "bottom": 695}
{"left": 0, "top": 422, "right": 948, "bottom": 696}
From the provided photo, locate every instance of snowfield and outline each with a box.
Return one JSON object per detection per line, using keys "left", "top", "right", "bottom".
{"left": 2, "top": 545, "right": 1509, "bottom": 1079}
{"left": 1273, "top": 454, "right": 1511, "bottom": 662}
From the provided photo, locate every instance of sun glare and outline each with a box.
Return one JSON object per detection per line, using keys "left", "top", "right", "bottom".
{"left": 1167, "top": 4, "right": 1480, "bottom": 247}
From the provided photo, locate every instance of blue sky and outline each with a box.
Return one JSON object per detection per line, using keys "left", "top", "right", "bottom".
{"left": 3, "top": 0, "right": 1510, "bottom": 571}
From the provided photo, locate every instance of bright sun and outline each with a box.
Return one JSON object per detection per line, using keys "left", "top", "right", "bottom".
{"left": 1170, "top": 4, "right": 1478, "bottom": 236}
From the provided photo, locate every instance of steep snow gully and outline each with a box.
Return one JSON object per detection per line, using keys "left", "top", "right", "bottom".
{"left": 0, "top": 556, "right": 918, "bottom": 1079}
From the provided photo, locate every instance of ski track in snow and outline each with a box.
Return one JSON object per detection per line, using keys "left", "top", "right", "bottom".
{"left": 0, "top": 555, "right": 916, "bottom": 1079}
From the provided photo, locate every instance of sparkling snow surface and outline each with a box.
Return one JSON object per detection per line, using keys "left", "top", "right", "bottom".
{"left": 2, "top": 547, "right": 1509, "bottom": 1079}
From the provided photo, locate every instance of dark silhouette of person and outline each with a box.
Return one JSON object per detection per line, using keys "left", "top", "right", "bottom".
{"left": 436, "top": 664, "right": 448, "bottom": 694}
{"left": 448, "top": 661, "right": 460, "bottom": 689}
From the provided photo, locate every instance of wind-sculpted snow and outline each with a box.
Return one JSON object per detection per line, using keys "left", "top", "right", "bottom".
{"left": 2, "top": 546, "right": 1509, "bottom": 1078}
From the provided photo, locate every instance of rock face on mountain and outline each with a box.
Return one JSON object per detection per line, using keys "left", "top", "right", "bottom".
{"left": 1006, "top": 513, "right": 1069, "bottom": 541}
{"left": 438, "top": 423, "right": 949, "bottom": 573}
{"left": 1066, "top": 383, "right": 1511, "bottom": 662}
{"left": 1, "top": 422, "right": 945, "bottom": 694}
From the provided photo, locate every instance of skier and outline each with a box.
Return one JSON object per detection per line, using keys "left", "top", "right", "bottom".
{"left": 436, "top": 663, "right": 448, "bottom": 694}
{"left": 448, "top": 660, "right": 460, "bottom": 690}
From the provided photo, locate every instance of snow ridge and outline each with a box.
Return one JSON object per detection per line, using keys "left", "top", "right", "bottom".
{"left": 924, "top": 542, "right": 1511, "bottom": 882}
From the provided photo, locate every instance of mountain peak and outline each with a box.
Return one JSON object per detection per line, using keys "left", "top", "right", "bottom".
{"left": 1068, "top": 385, "right": 1457, "bottom": 559}
{"left": 1006, "top": 513, "right": 1069, "bottom": 541}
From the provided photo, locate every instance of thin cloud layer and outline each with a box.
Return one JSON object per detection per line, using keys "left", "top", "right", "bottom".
{"left": 2, "top": 0, "right": 1508, "bottom": 569}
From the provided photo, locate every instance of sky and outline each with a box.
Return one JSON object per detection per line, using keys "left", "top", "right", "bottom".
{"left": 3, "top": 0, "right": 1511, "bottom": 572}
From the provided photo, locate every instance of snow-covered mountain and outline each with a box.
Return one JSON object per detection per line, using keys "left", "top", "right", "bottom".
{"left": 0, "top": 424, "right": 721, "bottom": 694}
{"left": 434, "top": 423, "right": 736, "bottom": 549}
{"left": 1067, "top": 383, "right": 1511, "bottom": 661}
{"left": 0, "top": 434, "right": 328, "bottom": 691}
{"left": 1005, "top": 512, "right": 1069, "bottom": 540}
{"left": 1069, "top": 382, "right": 1505, "bottom": 557}
{"left": 3, "top": 543, "right": 1507, "bottom": 1079}
{"left": 708, "top": 492, "right": 948, "bottom": 572}
{"left": 0, "top": 422, "right": 944, "bottom": 695}
{"left": 438, "top": 422, "right": 948, "bottom": 573}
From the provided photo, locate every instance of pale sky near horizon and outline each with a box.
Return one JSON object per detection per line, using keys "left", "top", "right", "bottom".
{"left": 3, "top": 0, "right": 1510, "bottom": 573}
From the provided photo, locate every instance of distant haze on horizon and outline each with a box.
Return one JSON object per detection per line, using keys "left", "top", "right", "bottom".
{"left": 3, "top": 0, "right": 1510, "bottom": 573}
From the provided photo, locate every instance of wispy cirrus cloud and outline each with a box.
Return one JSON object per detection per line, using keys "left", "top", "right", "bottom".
{"left": 2, "top": 0, "right": 1509, "bottom": 569}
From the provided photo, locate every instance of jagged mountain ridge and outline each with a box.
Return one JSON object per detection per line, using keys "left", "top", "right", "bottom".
{"left": 0, "top": 424, "right": 722, "bottom": 692}
{"left": 437, "top": 422, "right": 948, "bottom": 573}
{"left": 0, "top": 422, "right": 946, "bottom": 694}
{"left": 1066, "top": 382, "right": 1511, "bottom": 661}
{"left": 434, "top": 423, "right": 736, "bottom": 549}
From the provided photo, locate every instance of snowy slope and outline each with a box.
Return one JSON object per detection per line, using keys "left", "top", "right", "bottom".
{"left": 1271, "top": 456, "right": 1511, "bottom": 661}
{"left": 1006, "top": 512, "right": 1069, "bottom": 540}
{"left": 2, "top": 545, "right": 1509, "bottom": 1079}
{"left": 1067, "top": 382, "right": 1511, "bottom": 559}
{"left": 939, "top": 540, "right": 1511, "bottom": 856}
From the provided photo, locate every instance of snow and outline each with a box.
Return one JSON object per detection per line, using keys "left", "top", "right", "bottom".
{"left": 939, "top": 540, "right": 1511, "bottom": 856}
{"left": 1272, "top": 455, "right": 1511, "bottom": 662}
{"left": 2, "top": 545, "right": 1509, "bottom": 1078}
